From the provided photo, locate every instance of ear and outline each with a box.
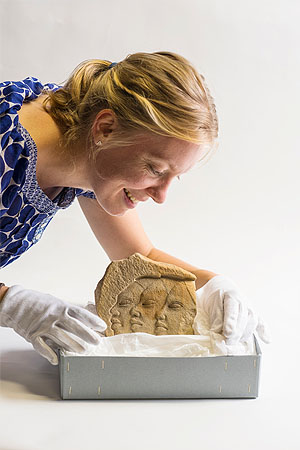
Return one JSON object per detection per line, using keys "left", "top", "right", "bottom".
{"left": 91, "top": 109, "right": 118, "bottom": 145}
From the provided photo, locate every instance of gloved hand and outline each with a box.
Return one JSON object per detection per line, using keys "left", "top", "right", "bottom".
{"left": 194, "top": 275, "right": 270, "bottom": 345}
{"left": 0, "top": 285, "right": 107, "bottom": 365}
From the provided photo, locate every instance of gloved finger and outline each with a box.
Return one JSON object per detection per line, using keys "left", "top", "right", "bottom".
{"left": 32, "top": 336, "right": 58, "bottom": 365}
{"left": 256, "top": 316, "right": 271, "bottom": 344}
{"left": 240, "top": 308, "right": 258, "bottom": 342}
{"left": 44, "top": 337, "right": 60, "bottom": 351}
{"left": 49, "top": 326, "right": 91, "bottom": 353}
{"left": 84, "top": 304, "right": 106, "bottom": 335}
{"left": 57, "top": 314, "right": 102, "bottom": 345}
{"left": 44, "top": 334, "right": 82, "bottom": 353}
{"left": 222, "top": 293, "right": 240, "bottom": 338}
{"left": 209, "top": 303, "right": 224, "bottom": 334}
{"left": 67, "top": 305, "right": 107, "bottom": 332}
{"left": 232, "top": 300, "right": 249, "bottom": 341}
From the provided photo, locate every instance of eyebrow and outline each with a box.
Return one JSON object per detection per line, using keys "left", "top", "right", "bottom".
{"left": 147, "top": 157, "right": 178, "bottom": 173}
{"left": 146, "top": 153, "right": 197, "bottom": 176}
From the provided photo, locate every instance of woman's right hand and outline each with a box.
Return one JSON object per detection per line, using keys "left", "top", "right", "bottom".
{"left": 0, "top": 285, "right": 107, "bottom": 365}
{"left": 194, "top": 275, "right": 270, "bottom": 345}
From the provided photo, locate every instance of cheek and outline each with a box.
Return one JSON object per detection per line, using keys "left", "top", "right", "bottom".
{"left": 117, "top": 161, "right": 152, "bottom": 186}
{"left": 140, "top": 308, "right": 154, "bottom": 319}
{"left": 119, "top": 308, "right": 130, "bottom": 320}
{"left": 124, "top": 172, "right": 152, "bottom": 188}
{"left": 95, "top": 155, "right": 154, "bottom": 188}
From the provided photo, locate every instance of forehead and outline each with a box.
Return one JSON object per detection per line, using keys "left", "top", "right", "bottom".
{"left": 163, "top": 280, "right": 195, "bottom": 300}
{"left": 140, "top": 279, "right": 166, "bottom": 294}
{"left": 118, "top": 282, "right": 143, "bottom": 298}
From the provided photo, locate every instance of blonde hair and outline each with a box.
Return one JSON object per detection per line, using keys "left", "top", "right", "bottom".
{"left": 43, "top": 51, "right": 218, "bottom": 160}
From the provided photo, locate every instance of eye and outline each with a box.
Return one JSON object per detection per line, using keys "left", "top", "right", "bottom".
{"left": 148, "top": 165, "right": 165, "bottom": 177}
{"left": 168, "top": 301, "right": 183, "bottom": 309}
{"left": 118, "top": 299, "right": 132, "bottom": 307}
{"left": 141, "top": 300, "right": 156, "bottom": 307}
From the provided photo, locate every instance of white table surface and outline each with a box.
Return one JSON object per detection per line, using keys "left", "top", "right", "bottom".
{"left": 0, "top": 324, "right": 299, "bottom": 450}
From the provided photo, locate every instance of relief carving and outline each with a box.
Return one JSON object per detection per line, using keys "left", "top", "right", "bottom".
{"left": 95, "top": 253, "right": 197, "bottom": 336}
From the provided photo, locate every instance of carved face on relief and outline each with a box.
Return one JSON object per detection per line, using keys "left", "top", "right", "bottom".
{"left": 130, "top": 279, "right": 168, "bottom": 334}
{"left": 110, "top": 282, "right": 144, "bottom": 334}
{"left": 155, "top": 279, "right": 197, "bottom": 335}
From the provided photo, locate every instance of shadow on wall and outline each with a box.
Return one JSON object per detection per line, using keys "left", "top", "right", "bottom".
{"left": 0, "top": 349, "right": 60, "bottom": 400}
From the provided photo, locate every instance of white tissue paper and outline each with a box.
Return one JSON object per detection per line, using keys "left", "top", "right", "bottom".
{"left": 61, "top": 300, "right": 256, "bottom": 358}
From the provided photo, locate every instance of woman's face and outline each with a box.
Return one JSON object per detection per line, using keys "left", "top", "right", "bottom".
{"left": 89, "top": 132, "right": 202, "bottom": 216}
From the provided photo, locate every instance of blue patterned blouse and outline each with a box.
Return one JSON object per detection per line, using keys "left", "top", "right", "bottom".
{"left": 0, "top": 77, "right": 96, "bottom": 268}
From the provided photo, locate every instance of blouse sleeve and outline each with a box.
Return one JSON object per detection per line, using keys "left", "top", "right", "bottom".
{"left": 0, "top": 78, "right": 59, "bottom": 211}
{"left": 0, "top": 82, "right": 29, "bottom": 210}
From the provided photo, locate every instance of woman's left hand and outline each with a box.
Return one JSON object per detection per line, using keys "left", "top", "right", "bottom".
{"left": 194, "top": 275, "right": 271, "bottom": 345}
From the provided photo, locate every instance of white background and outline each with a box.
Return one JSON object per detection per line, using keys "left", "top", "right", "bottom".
{"left": 0, "top": 1, "right": 299, "bottom": 449}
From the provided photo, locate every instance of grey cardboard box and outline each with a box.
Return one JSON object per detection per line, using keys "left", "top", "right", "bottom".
{"left": 59, "top": 335, "right": 261, "bottom": 400}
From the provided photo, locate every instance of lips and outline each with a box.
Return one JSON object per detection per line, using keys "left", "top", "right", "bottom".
{"left": 155, "top": 321, "right": 168, "bottom": 330}
{"left": 123, "top": 189, "right": 137, "bottom": 209}
{"left": 123, "top": 188, "right": 148, "bottom": 203}
{"left": 124, "top": 188, "right": 138, "bottom": 203}
{"left": 130, "top": 318, "right": 143, "bottom": 326}
{"left": 111, "top": 318, "right": 122, "bottom": 325}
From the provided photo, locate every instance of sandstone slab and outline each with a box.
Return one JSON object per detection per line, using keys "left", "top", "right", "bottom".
{"left": 94, "top": 253, "right": 197, "bottom": 336}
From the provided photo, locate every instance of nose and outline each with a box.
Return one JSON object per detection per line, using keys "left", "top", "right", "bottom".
{"left": 146, "top": 178, "right": 171, "bottom": 204}
{"left": 155, "top": 312, "right": 166, "bottom": 320}
{"left": 131, "top": 306, "right": 141, "bottom": 317}
{"left": 111, "top": 307, "right": 120, "bottom": 316}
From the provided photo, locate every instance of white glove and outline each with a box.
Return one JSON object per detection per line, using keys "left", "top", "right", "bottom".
{"left": 194, "top": 275, "right": 270, "bottom": 345}
{"left": 0, "top": 285, "right": 107, "bottom": 365}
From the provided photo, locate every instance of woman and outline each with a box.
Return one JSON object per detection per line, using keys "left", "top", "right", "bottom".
{"left": 0, "top": 51, "right": 268, "bottom": 365}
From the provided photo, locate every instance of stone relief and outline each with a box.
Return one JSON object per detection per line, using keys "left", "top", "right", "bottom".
{"left": 95, "top": 253, "right": 197, "bottom": 336}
